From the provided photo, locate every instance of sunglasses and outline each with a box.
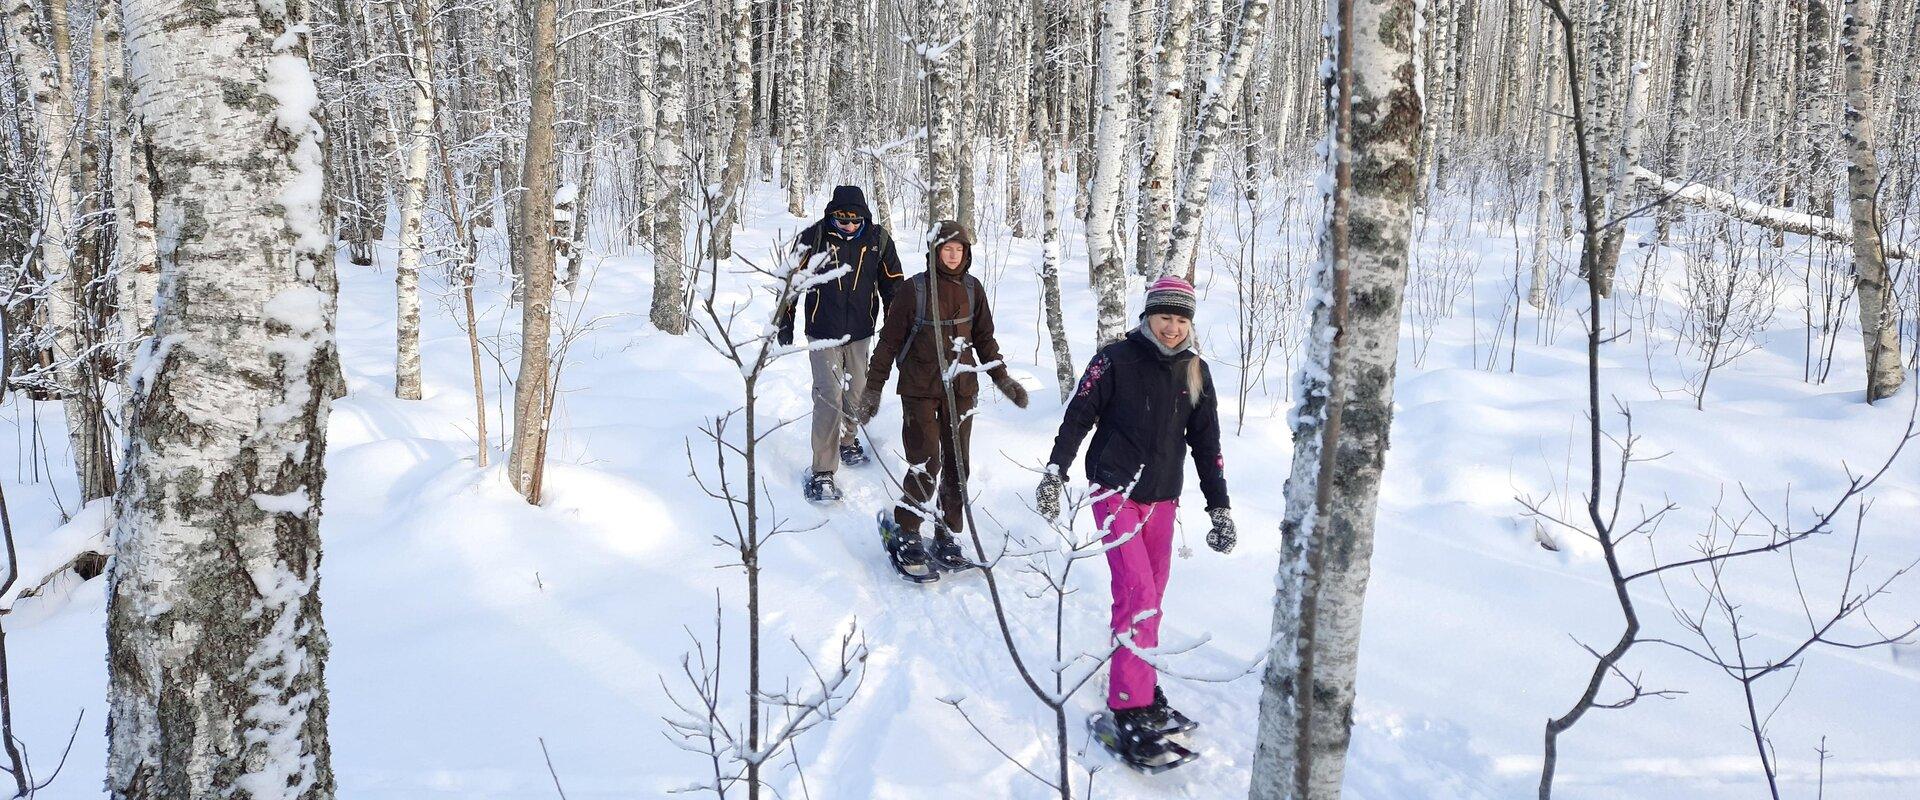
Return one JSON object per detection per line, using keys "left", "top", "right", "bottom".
{"left": 831, "top": 214, "right": 862, "bottom": 225}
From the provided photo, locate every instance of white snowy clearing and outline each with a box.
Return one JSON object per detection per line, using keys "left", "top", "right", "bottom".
{"left": 5, "top": 177, "right": 1918, "bottom": 799}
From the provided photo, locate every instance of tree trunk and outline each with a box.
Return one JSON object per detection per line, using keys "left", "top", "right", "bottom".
{"left": 1038, "top": 84, "right": 1074, "bottom": 401}
{"left": 1160, "top": 0, "right": 1274, "bottom": 279}
{"left": 782, "top": 0, "right": 808, "bottom": 216}
{"left": 1840, "top": 0, "right": 1904, "bottom": 402}
{"left": 1248, "top": 0, "right": 1420, "bottom": 795}
{"left": 1139, "top": 0, "right": 1196, "bottom": 275}
{"left": 108, "top": 0, "right": 338, "bottom": 793}
{"left": 394, "top": 0, "right": 436, "bottom": 401}
{"left": 709, "top": 0, "right": 753, "bottom": 259}
{"left": 1086, "top": 0, "right": 1134, "bottom": 344}
{"left": 509, "top": 0, "right": 559, "bottom": 501}
{"left": 651, "top": 7, "right": 689, "bottom": 335}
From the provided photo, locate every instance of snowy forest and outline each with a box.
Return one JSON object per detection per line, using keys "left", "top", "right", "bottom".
{"left": 1, "top": 0, "right": 1918, "bottom": 796}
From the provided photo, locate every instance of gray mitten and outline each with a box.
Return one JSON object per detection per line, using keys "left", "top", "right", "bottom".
{"left": 1205, "top": 508, "right": 1236, "bottom": 554}
{"left": 1037, "top": 466, "right": 1065, "bottom": 520}
{"left": 995, "top": 373, "right": 1029, "bottom": 408}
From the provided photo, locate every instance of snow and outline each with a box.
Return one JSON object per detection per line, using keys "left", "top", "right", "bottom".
{"left": 3, "top": 176, "right": 1917, "bottom": 799}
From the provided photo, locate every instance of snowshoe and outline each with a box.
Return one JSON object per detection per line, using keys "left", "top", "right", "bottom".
{"left": 1089, "top": 708, "right": 1200, "bottom": 775}
{"left": 878, "top": 512, "right": 938, "bottom": 584}
{"left": 929, "top": 533, "right": 981, "bottom": 572}
{"left": 839, "top": 442, "right": 869, "bottom": 467}
{"left": 1147, "top": 686, "right": 1198, "bottom": 736}
{"left": 804, "top": 472, "right": 843, "bottom": 503}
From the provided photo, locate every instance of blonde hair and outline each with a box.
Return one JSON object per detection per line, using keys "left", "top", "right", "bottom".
{"left": 1185, "top": 337, "right": 1204, "bottom": 400}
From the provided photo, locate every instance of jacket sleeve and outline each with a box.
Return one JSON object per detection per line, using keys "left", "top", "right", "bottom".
{"left": 864, "top": 278, "right": 914, "bottom": 392}
{"left": 877, "top": 234, "right": 904, "bottom": 307}
{"left": 1046, "top": 351, "right": 1114, "bottom": 470}
{"left": 967, "top": 279, "right": 1013, "bottom": 384}
{"left": 1187, "top": 361, "right": 1230, "bottom": 510}
{"left": 777, "top": 224, "right": 826, "bottom": 341}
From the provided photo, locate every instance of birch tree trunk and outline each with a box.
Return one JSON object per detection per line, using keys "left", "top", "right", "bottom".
{"left": 1038, "top": 82, "right": 1074, "bottom": 401}
{"left": 651, "top": 8, "right": 689, "bottom": 335}
{"left": 709, "top": 0, "right": 752, "bottom": 259}
{"left": 394, "top": 0, "right": 436, "bottom": 401}
{"left": 5, "top": 0, "right": 116, "bottom": 500}
{"left": 1531, "top": 42, "right": 1565, "bottom": 309}
{"left": 1840, "top": 0, "right": 1904, "bottom": 402}
{"left": 106, "top": 0, "right": 159, "bottom": 355}
{"left": 1249, "top": 0, "right": 1421, "bottom": 794}
{"left": 1139, "top": 0, "right": 1196, "bottom": 275}
{"left": 509, "top": 0, "right": 559, "bottom": 501}
{"left": 1086, "top": 0, "right": 1133, "bottom": 344}
{"left": 926, "top": 0, "right": 962, "bottom": 228}
{"left": 782, "top": 0, "right": 808, "bottom": 216}
{"left": 107, "top": 0, "right": 338, "bottom": 792}
{"left": 1160, "top": 0, "right": 1274, "bottom": 279}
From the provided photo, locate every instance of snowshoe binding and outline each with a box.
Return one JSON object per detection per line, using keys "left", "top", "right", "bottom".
{"left": 877, "top": 512, "right": 938, "bottom": 583}
{"left": 839, "top": 442, "right": 869, "bottom": 467}
{"left": 929, "top": 533, "right": 981, "bottom": 572}
{"left": 1089, "top": 707, "right": 1200, "bottom": 775}
{"left": 1147, "top": 686, "right": 1198, "bottom": 736}
{"left": 804, "top": 472, "right": 843, "bottom": 503}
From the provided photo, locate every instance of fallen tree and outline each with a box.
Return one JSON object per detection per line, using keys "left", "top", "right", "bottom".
{"left": 1628, "top": 167, "right": 1911, "bottom": 260}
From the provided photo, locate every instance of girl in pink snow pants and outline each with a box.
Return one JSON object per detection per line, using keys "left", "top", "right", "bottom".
{"left": 1036, "top": 276, "right": 1238, "bottom": 748}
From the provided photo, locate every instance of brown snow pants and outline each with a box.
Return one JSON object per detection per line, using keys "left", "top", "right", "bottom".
{"left": 893, "top": 394, "right": 974, "bottom": 537}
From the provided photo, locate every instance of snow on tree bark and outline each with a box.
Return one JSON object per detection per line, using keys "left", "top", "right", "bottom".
{"left": 1249, "top": 0, "right": 1420, "bottom": 795}
{"left": 782, "top": 0, "right": 808, "bottom": 216}
{"left": 1839, "top": 0, "right": 1904, "bottom": 402}
{"left": 709, "top": 0, "right": 753, "bottom": 259}
{"left": 1139, "top": 0, "right": 1196, "bottom": 276}
{"left": 1037, "top": 78, "right": 1075, "bottom": 402}
{"left": 107, "top": 0, "right": 338, "bottom": 793}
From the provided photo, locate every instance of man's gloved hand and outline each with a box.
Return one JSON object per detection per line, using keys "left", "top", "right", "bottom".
{"left": 995, "top": 373, "right": 1029, "bottom": 409}
{"left": 1037, "top": 466, "right": 1065, "bottom": 520}
{"left": 852, "top": 386, "right": 884, "bottom": 425}
{"left": 1205, "top": 508, "right": 1236, "bottom": 554}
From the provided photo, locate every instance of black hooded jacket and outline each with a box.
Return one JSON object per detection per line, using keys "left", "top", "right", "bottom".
{"left": 777, "top": 186, "right": 905, "bottom": 343}
{"left": 1046, "top": 328, "right": 1230, "bottom": 509}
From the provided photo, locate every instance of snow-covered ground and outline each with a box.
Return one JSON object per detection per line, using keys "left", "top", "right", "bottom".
{"left": 5, "top": 176, "right": 1918, "bottom": 798}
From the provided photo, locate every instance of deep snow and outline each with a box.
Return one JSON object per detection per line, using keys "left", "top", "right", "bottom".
{"left": 4, "top": 175, "right": 1918, "bottom": 799}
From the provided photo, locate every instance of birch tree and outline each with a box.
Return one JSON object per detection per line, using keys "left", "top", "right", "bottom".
{"left": 1249, "top": 0, "right": 1421, "bottom": 795}
{"left": 709, "top": 0, "right": 752, "bottom": 259}
{"left": 1840, "top": 0, "right": 1904, "bottom": 402}
{"left": 394, "top": 0, "right": 436, "bottom": 401}
{"left": 107, "top": 0, "right": 338, "bottom": 792}
{"left": 651, "top": 8, "right": 689, "bottom": 335}
{"left": 1159, "top": 0, "right": 1275, "bottom": 279}
{"left": 509, "top": 0, "right": 559, "bottom": 502}
{"left": 1085, "top": 0, "right": 1132, "bottom": 344}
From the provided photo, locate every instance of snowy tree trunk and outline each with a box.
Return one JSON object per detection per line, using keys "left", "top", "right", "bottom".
{"left": 509, "top": 0, "right": 559, "bottom": 501}
{"left": 1531, "top": 46, "right": 1565, "bottom": 309}
{"left": 782, "top": 0, "right": 808, "bottom": 216}
{"left": 1594, "top": 59, "right": 1649, "bottom": 295}
{"left": 1038, "top": 90, "right": 1075, "bottom": 401}
{"left": 926, "top": 0, "right": 962, "bottom": 228}
{"left": 106, "top": 0, "right": 159, "bottom": 355}
{"left": 107, "top": 0, "right": 338, "bottom": 793}
{"left": 1086, "top": 0, "right": 1133, "bottom": 344}
{"left": 651, "top": 9, "right": 689, "bottom": 335}
{"left": 1840, "top": 0, "right": 1904, "bottom": 402}
{"left": 1654, "top": 0, "right": 1700, "bottom": 242}
{"left": 1159, "top": 0, "right": 1274, "bottom": 279}
{"left": 1139, "top": 0, "right": 1196, "bottom": 275}
{"left": 394, "top": 0, "right": 436, "bottom": 401}
{"left": 709, "top": 0, "right": 753, "bottom": 259}
{"left": 5, "top": 0, "right": 115, "bottom": 501}
{"left": 1248, "top": 0, "right": 1420, "bottom": 794}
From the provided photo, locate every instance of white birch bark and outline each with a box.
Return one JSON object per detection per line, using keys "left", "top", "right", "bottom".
{"left": 1159, "top": 0, "right": 1275, "bottom": 279}
{"left": 1840, "top": 0, "right": 1904, "bottom": 401}
{"left": 1038, "top": 83, "right": 1074, "bottom": 400}
{"left": 509, "top": 0, "right": 559, "bottom": 501}
{"left": 650, "top": 7, "right": 689, "bottom": 335}
{"left": 709, "top": 0, "right": 752, "bottom": 259}
{"left": 108, "top": 0, "right": 338, "bottom": 793}
{"left": 1593, "top": 59, "right": 1649, "bottom": 293}
{"left": 926, "top": 0, "right": 961, "bottom": 227}
{"left": 105, "top": 0, "right": 159, "bottom": 356}
{"left": 1530, "top": 48, "right": 1564, "bottom": 310}
{"left": 782, "top": 0, "right": 808, "bottom": 216}
{"left": 394, "top": 0, "right": 435, "bottom": 401}
{"left": 1140, "top": 0, "right": 1196, "bottom": 275}
{"left": 1249, "top": 0, "right": 1420, "bottom": 794}
{"left": 1086, "top": 0, "right": 1133, "bottom": 344}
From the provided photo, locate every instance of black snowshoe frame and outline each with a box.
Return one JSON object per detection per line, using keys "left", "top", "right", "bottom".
{"left": 1088, "top": 710, "right": 1200, "bottom": 775}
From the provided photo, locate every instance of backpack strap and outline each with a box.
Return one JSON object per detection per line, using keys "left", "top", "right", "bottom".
{"left": 896, "top": 272, "right": 977, "bottom": 368}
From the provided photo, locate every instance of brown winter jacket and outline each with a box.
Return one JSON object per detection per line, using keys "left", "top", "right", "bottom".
{"left": 865, "top": 221, "right": 1011, "bottom": 400}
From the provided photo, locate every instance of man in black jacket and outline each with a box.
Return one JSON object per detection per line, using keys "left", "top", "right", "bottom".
{"left": 777, "top": 185, "right": 904, "bottom": 501}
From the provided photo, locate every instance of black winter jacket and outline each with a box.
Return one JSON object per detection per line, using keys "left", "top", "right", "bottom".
{"left": 776, "top": 186, "right": 904, "bottom": 343}
{"left": 1046, "top": 328, "right": 1230, "bottom": 509}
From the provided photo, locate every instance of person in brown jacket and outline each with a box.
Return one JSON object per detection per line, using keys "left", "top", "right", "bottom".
{"left": 854, "top": 220, "right": 1028, "bottom": 573}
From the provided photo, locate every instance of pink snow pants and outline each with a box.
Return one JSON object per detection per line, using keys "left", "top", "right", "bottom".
{"left": 1093, "top": 488, "right": 1177, "bottom": 710}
